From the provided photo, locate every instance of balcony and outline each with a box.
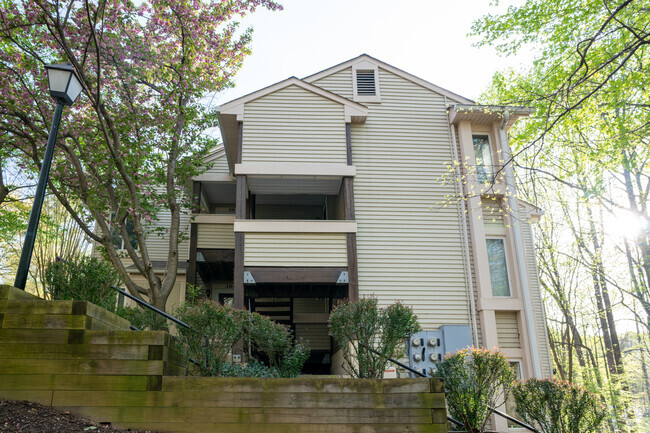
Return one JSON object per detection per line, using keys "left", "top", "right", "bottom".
{"left": 234, "top": 220, "right": 356, "bottom": 268}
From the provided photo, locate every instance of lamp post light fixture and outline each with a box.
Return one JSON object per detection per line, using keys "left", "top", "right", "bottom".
{"left": 14, "top": 63, "right": 83, "bottom": 290}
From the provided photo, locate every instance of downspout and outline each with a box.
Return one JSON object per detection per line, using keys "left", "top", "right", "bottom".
{"left": 499, "top": 112, "right": 542, "bottom": 377}
{"left": 446, "top": 99, "right": 479, "bottom": 347}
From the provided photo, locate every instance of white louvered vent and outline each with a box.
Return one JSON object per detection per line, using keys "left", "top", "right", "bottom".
{"left": 356, "top": 70, "right": 376, "bottom": 96}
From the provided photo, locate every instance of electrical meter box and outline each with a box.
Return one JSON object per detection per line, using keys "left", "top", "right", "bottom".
{"left": 407, "top": 325, "right": 472, "bottom": 377}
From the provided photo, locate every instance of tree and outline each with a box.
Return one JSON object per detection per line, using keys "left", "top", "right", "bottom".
{"left": 0, "top": 0, "right": 281, "bottom": 310}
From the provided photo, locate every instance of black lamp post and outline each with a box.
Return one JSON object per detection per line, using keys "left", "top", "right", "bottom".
{"left": 14, "top": 63, "right": 82, "bottom": 290}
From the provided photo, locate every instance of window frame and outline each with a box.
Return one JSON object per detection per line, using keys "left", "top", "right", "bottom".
{"left": 485, "top": 236, "right": 512, "bottom": 298}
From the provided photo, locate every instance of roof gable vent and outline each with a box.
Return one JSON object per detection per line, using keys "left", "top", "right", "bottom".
{"left": 356, "top": 70, "right": 376, "bottom": 96}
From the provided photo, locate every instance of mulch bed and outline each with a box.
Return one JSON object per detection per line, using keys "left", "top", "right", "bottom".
{"left": 0, "top": 400, "right": 158, "bottom": 433}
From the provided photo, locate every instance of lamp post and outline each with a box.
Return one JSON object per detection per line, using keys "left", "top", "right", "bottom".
{"left": 14, "top": 63, "right": 83, "bottom": 290}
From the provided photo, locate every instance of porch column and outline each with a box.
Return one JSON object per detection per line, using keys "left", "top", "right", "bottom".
{"left": 186, "top": 181, "right": 201, "bottom": 289}
{"left": 344, "top": 123, "right": 359, "bottom": 302}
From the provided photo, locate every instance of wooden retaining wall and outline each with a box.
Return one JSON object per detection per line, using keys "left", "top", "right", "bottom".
{"left": 0, "top": 285, "right": 447, "bottom": 433}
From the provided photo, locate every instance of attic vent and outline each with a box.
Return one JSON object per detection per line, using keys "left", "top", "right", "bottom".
{"left": 356, "top": 70, "right": 376, "bottom": 96}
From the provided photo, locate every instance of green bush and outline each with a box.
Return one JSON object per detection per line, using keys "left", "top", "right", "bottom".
{"left": 245, "top": 311, "right": 310, "bottom": 378}
{"left": 45, "top": 257, "right": 121, "bottom": 312}
{"left": 512, "top": 378, "right": 605, "bottom": 433}
{"left": 328, "top": 297, "right": 420, "bottom": 378}
{"left": 174, "top": 299, "right": 310, "bottom": 377}
{"left": 220, "top": 359, "right": 280, "bottom": 378}
{"left": 436, "top": 347, "right": 516, "bottom": 433}
{"left": 174, "top": 299, "right": 247, "bottom": 376}
{"left": 115, "top": 305, "right": 169, "bottom": 331}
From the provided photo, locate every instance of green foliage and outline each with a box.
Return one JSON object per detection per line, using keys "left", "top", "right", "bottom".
{"left": 245, "top": 311, "right": 310, "bottom": 378}
{"left": 328, "top": 297, "right": 420, "bottom": 378}
{"left": 45, "top": 257, "right": 120, "bottom": 312}
{"left": 436, "top": 347, "right": 516, "bottom": 433}
{"left": 115, "top": 305, "right": 169, "bottom": 331}
{"left": 175, "top": 299, "right": 247, "bottom": 376}
{"left": 513, "top": 378, "right": 606, "bottom": 433}
{"left": 174, "top": 299, "right": 310, "bottom": 377}
{"left": 220, "top": 359, "right": 280, "bottom": 378}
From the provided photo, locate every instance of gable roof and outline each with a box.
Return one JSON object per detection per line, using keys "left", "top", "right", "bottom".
{"left": 218, "top": 76, "right": 368, "bottom": 171}
{"left": 218, "top": 76, "right": 368, "bottom": 123}
{"left": 302, "top": 54, "right": 475, "bottom": 105}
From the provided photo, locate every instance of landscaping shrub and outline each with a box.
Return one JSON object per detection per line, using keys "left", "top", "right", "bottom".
{"left": 174, "top": 299, "right": 310, "bottom": 377}
{"left": 245, "top": 311, "right": 310, "bottom": 378}
{"left": 174, "top": 299, "right": 247, "bottom": 376}
{"left": 115, "top": 305, "right": 169, "bottom": 331}
{"left": 512, "top": 378, "right": 605, "bottom": 433}
{"left": 436, "top": 347, "right": 516, "bottom": 433}
{"left": 328, "top": 297, "right": 420, "bottom": 378}
{"left": 45, "top": 257, "right": 121, "bottom": 312}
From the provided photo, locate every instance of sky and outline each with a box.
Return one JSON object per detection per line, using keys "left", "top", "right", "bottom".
{"left": 213, "top": 0, "right": 532, "bottom": 107}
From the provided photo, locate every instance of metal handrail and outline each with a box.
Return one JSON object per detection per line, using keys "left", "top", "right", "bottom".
{"left": 112, "top": 287, "right": 201, "bottom": 367}
{"left": 114, "top": 287, "right": 191, "bottom": 329}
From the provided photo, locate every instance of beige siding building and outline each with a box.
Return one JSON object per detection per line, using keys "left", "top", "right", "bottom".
{"left": 111, "top": 56, "right": 552, "bottom": 402}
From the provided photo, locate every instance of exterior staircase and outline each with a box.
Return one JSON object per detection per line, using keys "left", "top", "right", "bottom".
{"left": 0, "top": 285, "right": 448, "bottom": 433}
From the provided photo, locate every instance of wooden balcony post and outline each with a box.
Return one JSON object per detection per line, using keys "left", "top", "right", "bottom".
{"left": 186, "top": 181, "right": 201, "bottom": 289}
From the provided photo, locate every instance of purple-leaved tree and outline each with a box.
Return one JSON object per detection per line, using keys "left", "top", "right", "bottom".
{"left": 0, "top": 0, "right": 281, "bottom": 310}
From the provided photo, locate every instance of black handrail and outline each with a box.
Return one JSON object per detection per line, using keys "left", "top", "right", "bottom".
{"left": 112, "top": 287, "right": 201, "bottom": 367}
{"left": 114, "top": 287, "right": 191, "bottom": 329}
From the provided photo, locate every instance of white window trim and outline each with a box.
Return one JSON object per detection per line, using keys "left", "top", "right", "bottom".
{"left": 352, "top": 61, "right": 381, "bottom": 103}
{"left": 486, "top": 236, "right": 513, "bottom": 298}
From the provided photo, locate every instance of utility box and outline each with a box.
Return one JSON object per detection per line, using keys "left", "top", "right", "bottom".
{"left": 407, "top": 325, "right": 472, "bottom": 377}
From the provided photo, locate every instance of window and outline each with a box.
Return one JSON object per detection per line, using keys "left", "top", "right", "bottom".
{"left": 110, "top": 214, "right": 138, "bottom": 250}
{"left": 506, "top": 361, "right": 525, "bottom": 428}
{"left": 473, "top": 135, "right": 493, "bottom": 182}
{"left": 486, "top": 238, "right": 511, "bottom": 296}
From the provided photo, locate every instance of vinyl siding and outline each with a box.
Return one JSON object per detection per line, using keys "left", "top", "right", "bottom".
{"left": 202, "top": 146, "right": 230, "bottom": 176}
{"left": 312, "top": 68, "right": 354, "bottom": 99}
{"left": 316, "top": 68, "right": 471, "bottom": 330}
{"left": 244, "top": 233, "right": 347, "bottom": 267}
{"left": 242, "top": 85, "right": 347, "bottom": 164}
{"left": 495, "top": 311, "right": 521, "bottom": 349}
{"left": 197, "top": 223, "right": 235, "bottom": 249}
{"left": 520, "top": 212, "right": 553, "bottom": 377}
{"left": 144, "top": 209, "right": 191, "bottom": 262}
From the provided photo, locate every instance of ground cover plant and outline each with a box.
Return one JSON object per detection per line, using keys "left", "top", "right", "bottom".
{"left": 328, "top": 297, "right": 420, "bottom": 378}
{"left": 437, "top": 347, "right": 516, "bottom": 433}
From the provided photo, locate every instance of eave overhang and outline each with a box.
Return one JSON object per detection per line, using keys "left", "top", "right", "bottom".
{"left": 217, "top": 77, "right": 368, "bottom": 174}
{"left": 448, "top": 104, "right": 535, "bottom": 131}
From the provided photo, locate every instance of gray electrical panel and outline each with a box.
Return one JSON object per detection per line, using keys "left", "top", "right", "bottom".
{"left": 407, "top": 325, "right": 472, "bottom": 377}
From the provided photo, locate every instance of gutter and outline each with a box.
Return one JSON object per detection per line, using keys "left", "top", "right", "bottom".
{"left": 446, "top": 97, "right": 480, "bottom": 347}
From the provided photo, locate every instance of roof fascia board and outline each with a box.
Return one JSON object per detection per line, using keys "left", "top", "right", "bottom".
{"left": 303, "top": 54, "right": 475, "bottom": 105}
{"left": 219, "top": 76, "right": 368, "bottom": 122}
